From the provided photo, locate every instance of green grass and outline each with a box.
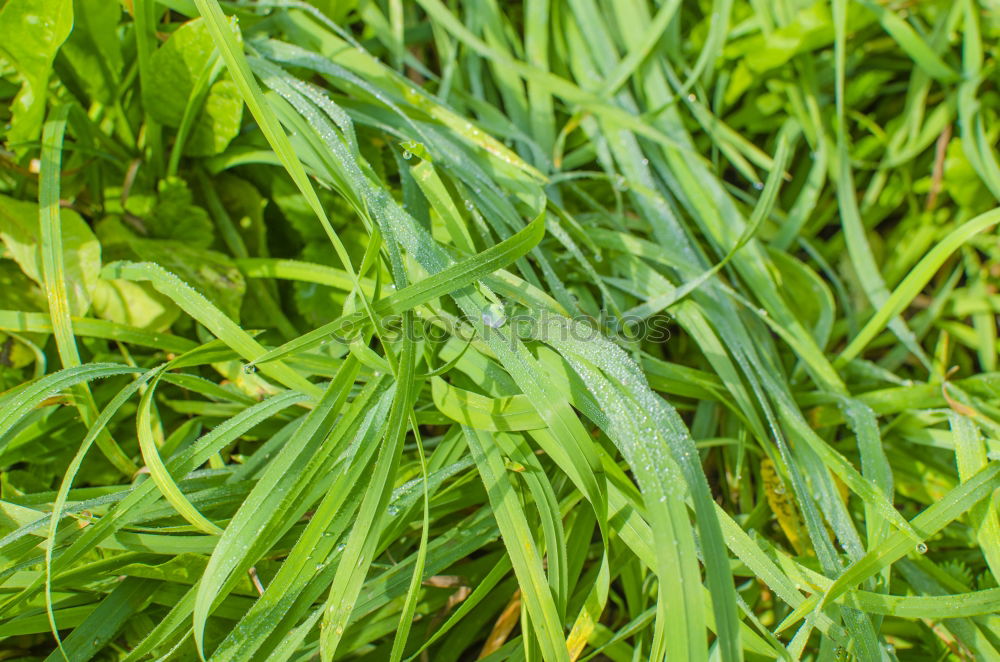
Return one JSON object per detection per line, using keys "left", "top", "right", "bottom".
{"left": 0, "top": 0, "right": 998, "bottom": 660}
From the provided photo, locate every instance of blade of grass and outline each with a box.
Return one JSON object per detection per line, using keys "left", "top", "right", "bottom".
{"left": 38, "top": 104, "right": 137, "bottom": 475}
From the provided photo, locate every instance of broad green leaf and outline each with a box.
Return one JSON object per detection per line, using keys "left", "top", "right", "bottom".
{"left": 0, "top": 259, "right": 45, "bottom": 312}
{"left": 92, "top": 278, "right": 181, "bottom": 331}
{"left": 144, "top": 16, "right": 244, "bottom": 156}
{"left": 0, "top": 194, "right": 101, "bottom": 317}
{"left": 143, "top": 177, "right": 216, "bottom": 247}
{"left": 59, "top": 0, "right": 122, "bottom": 104}
{"left": 0, "top": 261, "right": 46, "bottom": 371}
{"left": 0, "top": 0, "right": 73, "bottom": 150}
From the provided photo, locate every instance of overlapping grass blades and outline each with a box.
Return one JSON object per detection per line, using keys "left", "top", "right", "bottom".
{"left": 0, "top": 0, "right": 997, "bottom": 659}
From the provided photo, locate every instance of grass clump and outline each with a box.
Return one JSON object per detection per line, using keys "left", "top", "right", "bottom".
{"left": 0, "top": 0, "right": 998, "bottom": 660}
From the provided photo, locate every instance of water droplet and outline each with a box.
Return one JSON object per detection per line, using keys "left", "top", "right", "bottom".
{"left": 613, "top": 174, "right": 628, "bottom": 191}
{"left": 336, "top": 543, "right": 346, "bottom": 552}
{"left": 482, "top": 303, "right": 507, "bottom": 329}
{"left": 387, "top": 505, "right": 399, "bottom": 516}
{"left": 242, "top": 363, "right": 257, "bottom": 375}
{"left": 753, "top": 181, "right": 764, "bottom": 191}
{"left": 687, "top": 93, "right": 697, "bottom": 102}
{"left": 915, "top": 542, "right": 928, "bottom": 554}
{"left": 464, "top": 199, "right": 475, "bottom": 211}
{"left": 402, "top": 149, "right": 412, "bottom": 160}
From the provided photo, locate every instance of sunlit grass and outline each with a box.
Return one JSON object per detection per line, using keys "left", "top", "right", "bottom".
{"left": 0, "top": 0, "right": 998, "bottom": 660}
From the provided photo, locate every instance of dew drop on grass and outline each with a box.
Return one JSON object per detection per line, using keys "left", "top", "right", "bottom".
{"left": 402, "top": 149, "right": 412, "bottom": 160}
{"left": 387, "top": 504, "right": 399, "bottom": 516}
{"left": 482, "top": 303, "right": 506, "bottom": 329}
{"left": 753, "top": 181, "right": 764, "bottom": 191}
{"left": 915, "top": 542, "right": 928, "bottom": 554}
{"left": 242, "top": 363, "right": 257, "bottom": 375}
{"left": 464, "top": 199, "right": 475, "bottom": 211}
{"left": 336, "top": 543, "right": 346, "bottom": 552}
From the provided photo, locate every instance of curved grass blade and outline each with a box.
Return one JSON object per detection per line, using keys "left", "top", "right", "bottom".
{"left": 247, "top": 212, "right": 544, "bottom": 367}
{"left": 101, "top": 260, "right": 318, "bottom": 396}
{"left": 836, "top": 208, "right": 1000, "bottom": 366}
{"left": 136, "top": 368, "right": 224, "bottom": 536}
{"left": 821, "top": 462, "right": 1000, "bottom": 608}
